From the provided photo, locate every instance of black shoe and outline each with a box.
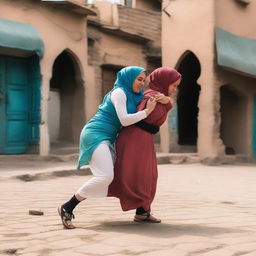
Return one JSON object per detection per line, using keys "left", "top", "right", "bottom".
{"left": 57, "top": 205, "right": 75, "bottom": 229}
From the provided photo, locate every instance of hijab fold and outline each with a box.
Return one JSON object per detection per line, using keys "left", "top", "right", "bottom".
{"left": 137, "top": 67, "right": 181, "bottom": 114}
{"left": 110, "top": 66, "right": 146, "bottom": 113}
{"left": 148, "top": 67, "right": 181, "bottom": 96}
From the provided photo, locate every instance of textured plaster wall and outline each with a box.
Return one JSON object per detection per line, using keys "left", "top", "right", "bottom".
{"left": 0, "top": 0, "right": 89, "bottom": 155}
{"left": 161, "top": 0, "right": 225, "bottom": 159}
{"left": 162, "top": 0, "right": 256, "bottom": 159}
{"left": 215, "top": 0, "right": 256, "bottom": 38}
{"left": 88, "top": 1, "right": 160, "bottom": 117}
{"left": 216, "top": 68, "right": 256, "bottom": 155}
{"left": 215, "top": 0, "right": 256, "bottom": 156}
{"left": 87, "top": 25, "right": 147, "bottom": 118}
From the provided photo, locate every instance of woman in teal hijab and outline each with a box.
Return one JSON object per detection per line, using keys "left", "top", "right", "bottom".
{"left": 77, "top": 66, "right": 146, "bottom": 168}
{"left": 58, "top": 66, "right": 157, "bottom": 229}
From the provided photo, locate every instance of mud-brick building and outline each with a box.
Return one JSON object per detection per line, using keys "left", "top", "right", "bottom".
{"left": 85, "top": 0, "right": 162, "bottom": 112}
{"left": 161, "top": 0, "right": 256, "bottom": 161}
{"left": 0, "top": 0, "right": 95, "bottom": 156}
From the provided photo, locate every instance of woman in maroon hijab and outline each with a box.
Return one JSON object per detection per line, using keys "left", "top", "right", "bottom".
{"left": 108, "top": 67, "right": 181, "bottom": 223}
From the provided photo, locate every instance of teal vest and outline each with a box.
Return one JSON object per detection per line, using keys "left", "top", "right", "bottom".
{"left": 77, "top": 66, "right": 146, "bottom": 169}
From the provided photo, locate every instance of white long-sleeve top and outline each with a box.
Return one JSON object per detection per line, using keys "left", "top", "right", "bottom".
{"left": 110, "top": 88, "right": 147, "bottom": 126}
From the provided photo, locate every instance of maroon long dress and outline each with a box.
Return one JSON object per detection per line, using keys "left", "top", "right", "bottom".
{"left": 108, "top": 89, "right": 172, "bottom": 212}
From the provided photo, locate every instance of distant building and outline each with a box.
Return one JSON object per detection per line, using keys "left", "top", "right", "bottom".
{"left": 0, "top": 0, "right": 95, "bottom": 155}
{"left": 86, "top": 0, "right": 161, "bottom": 109}
{"left": 0, "top": 0, "right": 163, "bottom": 156}
{"left": 161, "top": 0, "right": 256, "bottom": 161}
{"left": 85, "top": 0, "right": 162, "bottom": 147}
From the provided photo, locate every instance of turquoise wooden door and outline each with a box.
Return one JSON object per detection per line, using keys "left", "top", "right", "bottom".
{"left": 0, "top": 57, "right": 6, "bottom": 152}
{"left": 253, "top": 96, "right": 256, "bottom": 158}
{"left": 28, "top": 56, "right": 41, "bottom": 144}
{"left": 0, "top": 55, "right": 40, "bottom": 154}
{"left": 5, "top": 57, "right": 29, "bottom": 153}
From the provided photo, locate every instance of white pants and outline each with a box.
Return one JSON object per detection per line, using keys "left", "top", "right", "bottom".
{"left": 76, "top": 143, "right": 114, "bottom": 198}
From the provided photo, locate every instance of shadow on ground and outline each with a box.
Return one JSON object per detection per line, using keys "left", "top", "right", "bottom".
{"left": 84, "top": 221, "right": 245, "bottom": 238}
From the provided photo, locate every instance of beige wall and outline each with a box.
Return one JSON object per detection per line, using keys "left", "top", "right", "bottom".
{"left": 217, "top": 69, "right": 256, "bottom": 155}
{"left": 161, "top": 0, "right": 224, "bottom": 159}
{"left": 215, "top": 0, "right": 256, "bottom": 38}
{"left": 0, "top": 0, "right": 89, "bottom": 155}
{"left": 215, "top": 0, "right": 256, "bottom": 156}
{"left": 100, "top": 34, "right": 147, "bottom": 67}
{"left": 162, "top": 0, "right": 256, "bottom": 159}
{"left": 93, "top": 1, "right": 117, "bottom": 26}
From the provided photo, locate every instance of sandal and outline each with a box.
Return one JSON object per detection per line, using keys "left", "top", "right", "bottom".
{"left": 58, "top": 205, "right": 76, "bottom": 229}
{"left": 134, "top": 212, "right": 161, "bottom": 223}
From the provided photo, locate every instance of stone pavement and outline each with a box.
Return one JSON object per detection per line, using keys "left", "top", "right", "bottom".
{"left": 1, "top": 163, "right": 256, "bottom": 256}
{"left": 0, "top": 152, "right": 251, "bottom": 182}
{"left": 0, "top": 153, "right": 201, "bottom": 181}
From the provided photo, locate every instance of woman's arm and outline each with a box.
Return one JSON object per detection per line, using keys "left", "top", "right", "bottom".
{"left": 111, "top": 88, "right": 156, "bottom": 127}
{"left": 135, "top": 120, "right": 159, "bottom": 134}
{"left": 137, "top": 99, "right": 172, "bottom": 125}
{"left": 154, "top": 93, "right": 171, "bottom": 104}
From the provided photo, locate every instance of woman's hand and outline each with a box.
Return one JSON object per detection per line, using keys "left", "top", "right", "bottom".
{"left": 155, "top": 93, "right": 170, "bottom": 104}
{"left": 144, "top": 97, "right": 157, "bottom": 116}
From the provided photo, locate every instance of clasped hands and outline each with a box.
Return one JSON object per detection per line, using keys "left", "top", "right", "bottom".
{"left": 152, "top": 93, "right": 171, "bottom": 104}
{"left": 145, "top": 93, "right": 174, "bottom": 116}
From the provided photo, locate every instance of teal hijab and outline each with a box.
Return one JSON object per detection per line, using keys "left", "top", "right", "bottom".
{"left": 102, "top": 66, "right": 146, "bottom": 114}
{"left": 113, "top": 66, "right": 145, "bottom": 112}
{"left": 77, "top": 66, "right": 146, "bottom": 168}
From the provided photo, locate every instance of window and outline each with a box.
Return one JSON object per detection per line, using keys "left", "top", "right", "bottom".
{"left": 124, "top": 0, "right": 133, "bottom": 7}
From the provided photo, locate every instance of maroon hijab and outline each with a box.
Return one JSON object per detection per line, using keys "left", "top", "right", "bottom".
{"left": 148, "top": 67, "right": 181, "bottom": 96}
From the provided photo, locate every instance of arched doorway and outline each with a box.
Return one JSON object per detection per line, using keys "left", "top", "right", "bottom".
{"left": 48, "top": 50, "right": 85, "bottom": 153}
{"left": 169, "top": 51, "right": 201, "bottom": 152}
{"left": 220, "top": 85, "right": 247, "bottom": 155}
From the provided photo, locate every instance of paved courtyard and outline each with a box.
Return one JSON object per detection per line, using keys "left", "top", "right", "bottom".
{"left": 1, "top": 163, "right": 256, "bottom": 256}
